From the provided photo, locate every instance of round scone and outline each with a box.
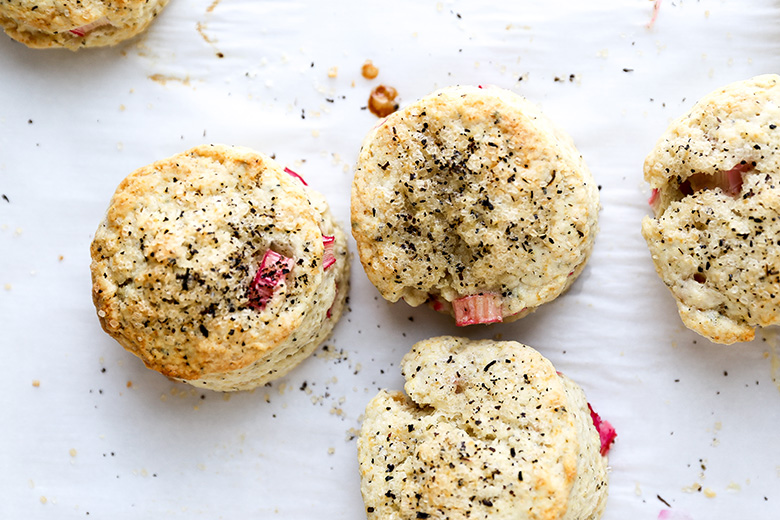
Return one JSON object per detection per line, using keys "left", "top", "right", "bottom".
{"left": 642, "top": 74, "right": 780, "bottom": 344}
{"left": 90, "top": 145, "right": 349, "bottom": 392}
{"left": 357, "top": 336, "right": 614, "bottom": 520}
{"left": 352, "top": 85, "right": 599, "bottom": 326}
{"left": 0, "top": 0, "right": 168, "bottom": 49}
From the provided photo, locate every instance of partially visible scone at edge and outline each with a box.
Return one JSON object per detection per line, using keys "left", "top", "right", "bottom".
{"left": 0, "top": 0, "right": 168, "bottom": 49}
{"left": 357, "top": 336, "right": 613, "bottom": 520}
{"left": 352, "top": 85, "right": 599, "bottom": 326}
{"left": 642, "top": 74, "right": 780, "bottom": 344}
{"left": 90, "top": 145, "right": 349, "bottom": 391}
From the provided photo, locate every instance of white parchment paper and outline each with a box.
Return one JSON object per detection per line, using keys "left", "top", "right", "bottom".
{"left": 1, "top": 1, "right": 779, "bottom": 518}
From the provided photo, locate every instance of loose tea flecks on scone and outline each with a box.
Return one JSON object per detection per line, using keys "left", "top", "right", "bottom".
{"left": 642, "top": 74, "right": 780, "bottom": 344}
{"left": 357, "top": 336, "right": 614, "bottom": 520}
{"left": 352, "top": 85, "right": 599, "bottom": 326}
{"left": 90, "top": 144, "right": 349, "bottom": 391}
{"left": 0, "top": 0, "right": 169, "bottom": 49}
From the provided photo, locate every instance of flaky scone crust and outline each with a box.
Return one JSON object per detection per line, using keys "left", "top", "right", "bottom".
{"left": 357, "top": 336, "right": 608, "bottom": 520}
{"left": 352, "top": 85, "right": 599, "bottom": 322}
{"left": 642, "top": 74, "right": 780, "bottom": 344}
{"left": 90, "top": 145, "right": 349, "bottom": 391}
{"left": 0, "top": 0, "right": 168, "bottom": 49}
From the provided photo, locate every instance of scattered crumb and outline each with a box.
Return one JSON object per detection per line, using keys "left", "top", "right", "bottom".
{"left": 69, "top": 448, "right": 77, "bottom": 457}
{"left": 327, "top": 447, "right": 335, "bottom": 455}
{"left": 40, "top": 496, "right": 47, "bottom": 504}
{"left": 682, "top": 482, "right": 703, "bottom": 493}
{"left": 327, "top": 66, "right": 338, "bottom": 78}
{"left": 726, "top": 482, "right": 742, "bottom": 492}
{"left": 148, "top": 74, "right": 191, "bottom": 87}
{"left": 635, "top": 482, "right": 642, "bottom": 496}
{"left": 368, "top": 85, "right": 399, "bottom": 118}
{"left": 315, "top": 345, "right": 348, "bottom": 361}
{"left": 361, "top": 60, "right": 379, "bottom": 80}
{"left": 126, "top": 381, "right": 133, "bottom": 388}
{"left": 703, "top": 487, "right": 716, "bottom": 498}
{"left": 32, "top": 380, "right": 40, "bottom": 387}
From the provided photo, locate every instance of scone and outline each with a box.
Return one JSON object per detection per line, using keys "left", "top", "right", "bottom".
{"left": 90, "top": 144, "right": 349, "bottom": 392}
{"left": 357, "top": 336, "right": 615, "bottom": 520}
{"left": 642, "top": 74, "right": 780, "bottom": 344}
{"left": 0, "top": 0, "right": 168, "bottom": 49}
{"left": 352, "top": 85, "right": 599, "bottom": 326}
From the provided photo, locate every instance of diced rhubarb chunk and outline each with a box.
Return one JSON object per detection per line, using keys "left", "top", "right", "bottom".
{"left": 647, "top": 0, "right": 662, "bottom": 28}
{"left": 452, "top": 292, "right": 503, "bottom": 326}
{"left": 427, "top": 296, "right": 446, "bottom": 312}
{"left": 588, "top": 403, "right": 617, "bottom": 456}
{"left": 284, "top": 167, "right": 308, "bottom": 186}
{"left": 648, "top": 187, "right": 660, "bottom": 207}
{"left": 322, "top": 235, "right": 336, "bottom": 270}
{"left": 69, "top": 16, "right": 110, "bottom": 37}
{"left": 247, "top": 250, "right": 294, "bottom": 310}
{"left": 684, "top": 161, "right": 751, "bottom": 196}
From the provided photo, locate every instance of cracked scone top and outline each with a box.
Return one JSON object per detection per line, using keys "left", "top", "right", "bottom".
{"left": 357, "top": 336, "right": 611, "bottom": 520}
{"left": 90, "top": 145, "right": 349, "bottom": 391}
{"left": 642, "top": 74, "right": 780, "bottom": 344}
{"left": 0, "top": 0, "right": 168, "bottom": 49}
{"left": 351, "top": 85, "right": 599, "bottom": 326}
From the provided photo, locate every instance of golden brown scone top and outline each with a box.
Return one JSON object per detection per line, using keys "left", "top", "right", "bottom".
{"left": 352, "top": 85, "right": 599, "bottom": 321}
{"left": 357, "top": 336, "right": 608, "bottom": 520}
{"left": 90, "top": 145, "right": 331, "bottom": 380}
{"left": 0, "top": 0, "right": 168, "bottom": 49}
{"left": 642, "top": 74, "right": 780, "bottom": 344}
